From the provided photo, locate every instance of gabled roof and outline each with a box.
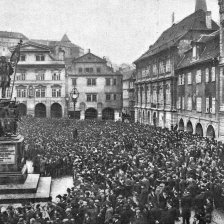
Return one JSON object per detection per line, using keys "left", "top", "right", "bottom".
{"left": 61, "top": 34, "right": 71, "bottom": 42}
{"left": 12, "top": 41, "right": 51, "bottom": 52}
{"left": 122, "top": 69, "right": 136, "bottom": 81}
{"left": 0, "top": 31, "right": 28, "bottom": 40}
{"left": 176, "top": 31, "right": 219, "bottom": 70}
{"left": 73, "top": 52, "right": 107, "bottom": 63}
{"left": 134, "top": 10, "right": 219, "bottom": 63}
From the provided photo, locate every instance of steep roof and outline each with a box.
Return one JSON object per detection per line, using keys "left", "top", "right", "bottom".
{"left": 176, "top": 31, "right": 219, "bottom": 70}
{"left": 61, "top": 34, "right": 71, "bottom": 42}
{"left": 134, "top": 10, "right": 219, "bottom": 63}
{"left": 0, "top": 31, "right": 28, "bottom": 40}
{"left": 122, "top": 69, "right": 135, "bottom": 81}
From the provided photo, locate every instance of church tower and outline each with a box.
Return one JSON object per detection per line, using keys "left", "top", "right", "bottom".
{"left": 195, "top": 0, "right": 207, "bottom": 12}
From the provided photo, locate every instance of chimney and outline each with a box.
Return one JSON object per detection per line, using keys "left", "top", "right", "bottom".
{"left": 195, "top": 0, "right": 207, "bottom": 12}
{"left": 206, "top": 11, "right": 212, "bottom": 29}
{"left": 88, "top": 49, "right": 90, "bottom": 53}
{"left": 172, "top": 12, "right": 175, "bottom": 25}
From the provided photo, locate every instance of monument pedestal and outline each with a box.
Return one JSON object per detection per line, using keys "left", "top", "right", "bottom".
{"left": 0, "top": 135, "right": 52, "bottom": 203}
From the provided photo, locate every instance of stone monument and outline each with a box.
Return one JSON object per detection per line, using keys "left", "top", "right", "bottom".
{"left": 0, "top": 40, "right": 51, "bottom": 203}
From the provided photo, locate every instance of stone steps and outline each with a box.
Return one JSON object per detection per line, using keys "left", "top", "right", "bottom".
{"left": 0, "top": 176, "right": 51, "bottom": 204}
{"left": 0, "top": 174, "right": 40, "bottom": 194}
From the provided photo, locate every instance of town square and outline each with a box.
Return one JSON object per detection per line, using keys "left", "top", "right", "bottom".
{"left": 1, "top": 0, "right": 224, "bottom": 223}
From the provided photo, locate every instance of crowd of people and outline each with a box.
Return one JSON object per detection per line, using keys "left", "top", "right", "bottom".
{"left": 1, "top": 117, "right": 224, "bottom": 224}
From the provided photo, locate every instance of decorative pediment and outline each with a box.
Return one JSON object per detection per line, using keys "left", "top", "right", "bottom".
{"left": 16, "top": 85, "right": 27, "bottom": 89}
{"left": 73, "top": 53, "right": 106, "bottom": 63}
{"left": 51, "top": 84, "right": 61, "bottom": 88}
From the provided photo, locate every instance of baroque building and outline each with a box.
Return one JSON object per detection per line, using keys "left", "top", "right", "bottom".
{"left": 67, "top": 50, "right": 123, "bottom": 120}
{"left": 5, "top": 41, "right": 66, "bottom": 118}
{"left": 134, "top": 0, "right": 218, "bottom": 129}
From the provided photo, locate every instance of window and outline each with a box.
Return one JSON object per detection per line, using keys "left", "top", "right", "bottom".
{"left": 153, "top": 64, "right": 158, "bottom": 75}
{"left": 35, "top": 88, "right": 45, "bottom": 98}
{"left": 16, "top": 73, "right": 26, "bottom": 81}
{"left": 114, "top": 94, "right": 117, "bottom": 100}
{"left": 72, "top": 78, "right": 77, "bottom": 86}
{"left": 159, "top": 61, "right": 165, "bottom": 74}
{"left": 87, "top": 78, "right": 96, "bottom": 86}
{"left": 205, "top": 68, "right": 209, "bottom": 83}
{"left": 20, "top": 55, "right": 26, "bottom": 61}
{"left": 206, "top": 97, "right": 209, "bottom": 113}
{"left": 179, "top": 74, "right": 184, "bottom": 85}
{"left": 106, "top": 78, "right": 111, "bottom": 86}
{"left": 52, "top": 73, "right": 60, "bottom": 80}
{"left": 36, "top": 73, "right": 45, "bottom": 81}
{"left": 52, "top": 88, "right": 61, "bottom": 97}
{"left": 36, "top": 55, "right": 45, "bottom": 61}
{"left": 79, "top": 68, "right": 83, "bottom": 73}
{"left": 182, "top": 96, "right": 185, "bottom": 110}
{"left": 16, "top": 88, "right": 26, "bottom": 98}
{"left": 97, "top": 67, "right": 101, "bottom": 73}
{"left": 177, "top": 97, "right": 181, "bottom": 109}
{"left": 86, "top": 94, "right": 97, "bottom": 102}
{"left": 106, "top": 94, "right": 111, "bottom": 101}
{"left": 211, "top": 67, "right": 216, "bottom": 82}
{"left": 187, "top": 97, "right": 192, "bottom": 110}
{"left": 166, "top": 59, "right": 171, "bottom": 72}
{"left": 187, "top": 73, "right": 192, "bottom": 84}
{"left": 196, "top": 70, "right": 201, "bottom": 83}
{"left": 85, "top": 67, "right": 93, "bottom": 73}
{"left": 211, "top": 97, "right": 215, "bottom": 114}
{"left": 196, "top": 97, "right": 202, "bottom": 112}
{"left": 113, "top": 79, "right": 117, "bottom": 85}
{"left": 6, "top": 88, "right": 11, "bottom": 98}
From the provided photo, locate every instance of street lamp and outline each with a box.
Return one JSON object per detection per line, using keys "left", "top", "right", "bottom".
{"left": 70, "top": 88, "right": 79, "bottom": 119}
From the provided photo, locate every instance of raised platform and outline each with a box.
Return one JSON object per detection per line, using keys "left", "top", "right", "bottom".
{"left": 0, "top": 174, "right": 52, "bottom": 204}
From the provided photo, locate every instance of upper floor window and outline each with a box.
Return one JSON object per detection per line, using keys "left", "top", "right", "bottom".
{"left": 16, "top": 73, "right": 26, "bottom": 81}
{"left": 106, "top": 94, "right": 111, "bottom": 101}
{"left": 20, "top": 55, "right": 26, "bottom": 61}
{"left": 72, "top": 78, "right": 77, "bottom": 86}
{"left": 36, "top": 73, "right": 45, "bottom": 81}
{"left": 6, "top": 88, "right": 11, "bottom": 98}
{"left": 211, "top": 67, "right": 216, "bottom": 82}
{"left": 35, "top": 87, "right": 45, "bottom": 98}
{"left": 52, "top": 88, "right": 61, "bottom": 97}
{"left": 86, "top": 94, "right": 97, "bottom": 102}
{"left": 114, "top": 94, "right": 117, "bottom": 100}
{"left": 78, "top": 68, "right": 83, "bottom": 73}
{"left": 97, "top": 67, "right": 101, "bottom": 73}
{"left": 178, "top": 74, "right": 184, "bottom": 85}
{"left": 153, "top": 64, "right": 158, "bottom": 75}
{"left": 16, "top": 88, "right": 26, "bottom": 98}
{"left": 159, "top": 61, "right": 165, "bottom": 74}
{"left": 36, "top": 55, "right": 45, "bottom": 61}
{"left": 52, "top": 73, "right": 60, "bottom": 80}
{"left": 87, "top": 78, "right": 96, "bottom": 86}
{"left": 166, "top": 59, "right": 171, "bottom": 72}
{"left": 85, "top": 67, "right": 93, "bottom": 73}
{"left": 196, "top": 97, "right": 202, "bottom": 112}
{"left": 187, "top": 97, "right": 192, "bottom": 110}
{"left": 106, "top": 78, "right": 111, "bottom": 86}
{"left": 196, "top": 70, "right": 201, "bottom": 83}
{"left": 205, "top": 68, "right": 209, "bottom": 83}
{"left": 113, "top": 79, "right": 117, "bottom": 85}
{"left": 187, "top": 73, "right": 192, "bottom": 84}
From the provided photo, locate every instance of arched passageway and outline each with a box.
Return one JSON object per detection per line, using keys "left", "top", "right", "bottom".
{"left": 51, "top": 103, "right": 62, "bottom": 118}
{"left": 179, "top": 119, "right": 184, "bottom": 131}
{"left": 35, "top": 103, "right": 46, "bottom": 118}
{"left": 85, "top": 108, "right": 98, "bottom": 119}
{"left": 195, "top": 123, "right": 203, "bottom": 137}
{"left": 206, "top": 125, "right": 216, "bottom": 139}
{"left": 102, "top": 108, "right": 114, "bottom": 120}
{"left": 17, "top": 103, "right": 27, "bottom": 116}
{"left": 187, "top": 121, "right": 193, "bottom": 134}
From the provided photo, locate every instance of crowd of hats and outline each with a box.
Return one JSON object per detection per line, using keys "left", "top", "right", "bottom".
{"left": 1, "top": 117, "right": 224, "bottom": 223}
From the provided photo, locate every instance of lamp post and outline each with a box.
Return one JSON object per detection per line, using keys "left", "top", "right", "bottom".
{"left": 70, "top": 88, "right": 79, "bottom": 119}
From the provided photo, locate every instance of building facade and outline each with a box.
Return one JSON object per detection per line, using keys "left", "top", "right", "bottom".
{"left": 176, "top": 31, "right": 219, "bottom": 138}
{"left": 67, "top": 51, "right": 123, "bottom": 120}
{"left": 134, "top": 1, "right": 218, "bottom": 129}
{"left": 122, "top": 69, "right": 136, "bottom": 121}
{"left": 5, "top": 41, "right": 66, "bottom": 118}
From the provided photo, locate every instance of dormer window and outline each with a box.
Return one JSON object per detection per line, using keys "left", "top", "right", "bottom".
{"left": 36, "top": 55, "right": 45, "bottom": 61}
{"left": 192, "top": 45, "right": 197, "bottom": 59}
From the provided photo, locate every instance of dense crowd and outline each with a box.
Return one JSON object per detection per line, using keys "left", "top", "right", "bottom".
{"left": 1, "top": 117, "right": 224, "bottom": 224}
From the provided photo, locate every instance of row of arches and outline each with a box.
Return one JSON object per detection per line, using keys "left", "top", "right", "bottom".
{"left": 85, "top": 107, "right": 114, "bottom": 120}
{"left": 17, "top": 103, "right": 115, "bottom": 120}
{"left": 17, "top": 103, "right": 63, "bottom": 118}
{"left": 179, "top": 119, "right": 216, "bottom": 139}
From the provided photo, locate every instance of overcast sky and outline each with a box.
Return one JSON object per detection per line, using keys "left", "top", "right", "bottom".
{"left": 0, "top": 0, "right": 219, "bottom": 64}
